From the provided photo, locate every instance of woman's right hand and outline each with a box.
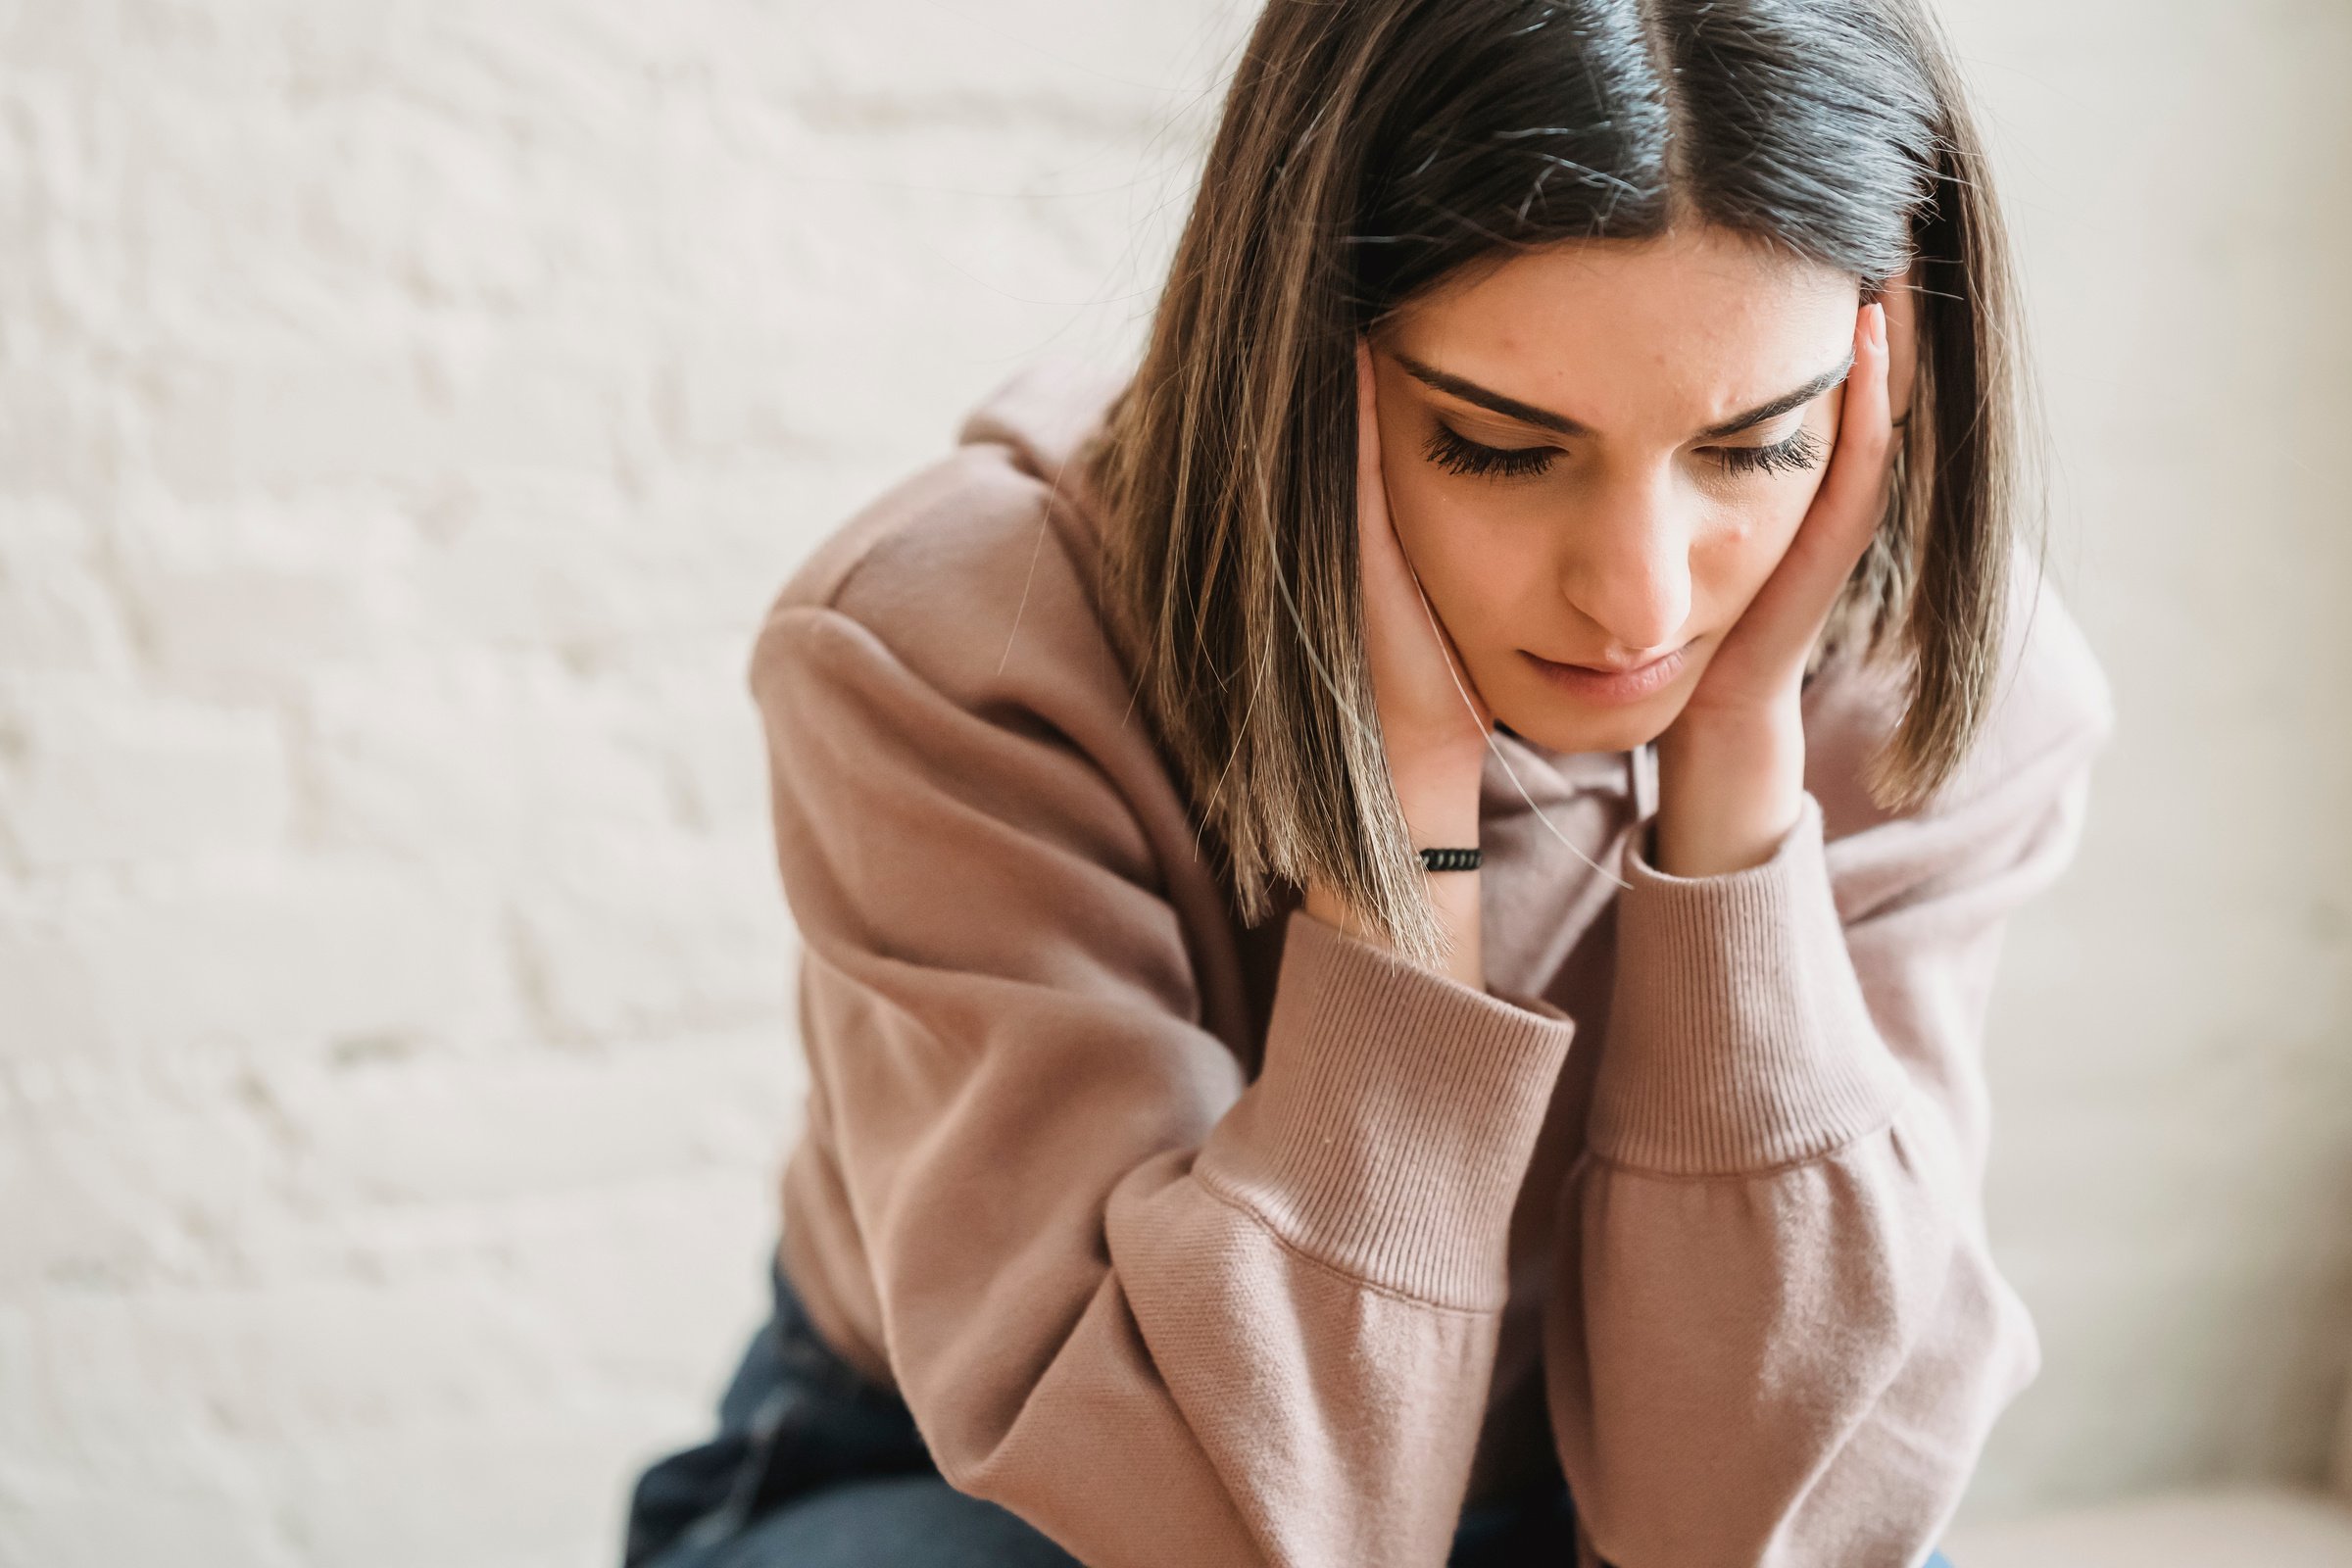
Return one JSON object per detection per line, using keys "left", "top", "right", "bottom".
{"left": 1348, "top": 334, "right": 1494, "bottom": 844}
{"left": 1299, "top": 338, "right": 1494, "bottom": 986}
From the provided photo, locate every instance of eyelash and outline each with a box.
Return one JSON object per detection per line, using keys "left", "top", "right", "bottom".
{"left": 1419, "top": 421, "right": 1829, "bottom": 481}
{"left": 1422, "top": 422, "right": 1556, "bottom": 479}
{"left": 1715, "top": 428, "right": 1829, "bottom": 476}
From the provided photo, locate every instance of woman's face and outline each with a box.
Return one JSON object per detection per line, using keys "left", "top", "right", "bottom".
{"left": 1368, "top": 223, "right": 1863, "bottom": 757}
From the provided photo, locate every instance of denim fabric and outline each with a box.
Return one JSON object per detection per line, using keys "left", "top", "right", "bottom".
{"left": 622, "top": 1250, "right": 1956, "bottom": 1568}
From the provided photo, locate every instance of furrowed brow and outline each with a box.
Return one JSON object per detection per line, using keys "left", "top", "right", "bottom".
{"left": 1390, "top": 348, "right": 1858, "bottom": 443}
{"left": 1390, "top": 352, "right": 1588, "bottom": 436}
{"left": 1698, "top": 352, "right": 1856, "bottom": 439}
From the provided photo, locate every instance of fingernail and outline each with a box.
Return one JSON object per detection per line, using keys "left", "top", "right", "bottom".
{"left": 1871, "top": 302, "right": 1888, "bottom": 350}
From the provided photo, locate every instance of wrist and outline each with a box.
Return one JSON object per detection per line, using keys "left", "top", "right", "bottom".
{"left": 1392, "top": 754, "right": 1485, "bottom": 851}
{"left": 1299, "top": 866, "right": 1484, "bottom": 988}
{"left": 1653, "top": 702, "right": 1801, "bottom": 766}
{"left": 1298, "top": 751, "right": 1484, "bottom": 983}
{"left": 1651, "top": 710, "right": 1805, "bottom": 878}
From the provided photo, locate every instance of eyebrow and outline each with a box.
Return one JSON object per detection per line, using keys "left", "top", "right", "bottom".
{"left": 1390, "top": 348, "right": 1857, "bottom": 441}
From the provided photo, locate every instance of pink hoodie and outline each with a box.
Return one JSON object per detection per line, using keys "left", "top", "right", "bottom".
{"left": 745, "top": 357, "right": 2116, "bottom": 1567}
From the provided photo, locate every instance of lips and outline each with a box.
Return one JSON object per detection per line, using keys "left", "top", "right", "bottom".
{"left": 1559, "top": 655, "right": 1670, "bottom": 675}
{"left": 1536, "top": 645, "right": 1683, "bottom": 675}
{"left": 1519, "top": 639, "right": 1696, "bottom": 705}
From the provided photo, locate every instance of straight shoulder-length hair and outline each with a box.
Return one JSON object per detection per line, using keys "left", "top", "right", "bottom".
{"left": 1084, "top": 0, "right": 2038, "bottom": 966}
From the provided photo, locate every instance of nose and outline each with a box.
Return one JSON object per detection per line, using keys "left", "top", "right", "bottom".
{"left": 1554, "top": 468, "right": 1693, "bottom": 661}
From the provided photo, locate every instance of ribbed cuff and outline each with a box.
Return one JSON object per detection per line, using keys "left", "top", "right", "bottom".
{"left": 1193, "top": 908, "right": 1576, "bottom": 1310}
{"left": 1588, "top": 791, "right": 1909, "bottom": 1176}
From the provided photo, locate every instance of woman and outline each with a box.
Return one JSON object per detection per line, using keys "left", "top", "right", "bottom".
{"left": 623, "top": 0, "right": 2114, "bottom": 1564}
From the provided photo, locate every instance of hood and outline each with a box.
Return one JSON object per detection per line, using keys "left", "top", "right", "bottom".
{"left": 955, "top": 354, "right": 1136, "bottom": 542}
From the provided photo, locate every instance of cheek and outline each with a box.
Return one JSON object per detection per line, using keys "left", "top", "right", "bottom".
{"left": 1694, "top": 486, "right": 1815, "bottom": 610}
{"left": 1381, "top": 469, "right": 1546, "bottom": 637}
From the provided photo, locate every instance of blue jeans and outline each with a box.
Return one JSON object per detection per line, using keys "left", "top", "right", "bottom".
{"left": 622, "top": 1251, "right": 1957, "bottom": 1568}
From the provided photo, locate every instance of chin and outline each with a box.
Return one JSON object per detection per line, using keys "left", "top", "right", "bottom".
{"left": 1494, "top": 693, "right": 1689, "bottom": 756}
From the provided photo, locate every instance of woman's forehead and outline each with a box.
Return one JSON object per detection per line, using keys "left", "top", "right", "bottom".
{"left": 1384, "top": 229, "right": 1859, "bottom": 435}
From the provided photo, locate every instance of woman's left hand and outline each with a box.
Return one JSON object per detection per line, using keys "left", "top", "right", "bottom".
{"left": 1649, "top": 278, "right": 1910, "bottom": 877}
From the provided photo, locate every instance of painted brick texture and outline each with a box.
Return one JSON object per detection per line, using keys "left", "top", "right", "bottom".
{"left": 2, "top": 1, "right": 2346, "bottom": 1562}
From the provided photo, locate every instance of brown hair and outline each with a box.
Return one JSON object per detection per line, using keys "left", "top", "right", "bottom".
{"left": 1087, "top": 0, "right": 2038, "bottom": 966}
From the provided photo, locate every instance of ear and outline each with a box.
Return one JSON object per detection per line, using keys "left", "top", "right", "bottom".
{"left": 1877, "top": 265, "right": 1919, "bottom": 429}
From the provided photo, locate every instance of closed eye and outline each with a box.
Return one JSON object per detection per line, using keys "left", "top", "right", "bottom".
{"left": 1710, "top": 427, "right": 1827, "bottom": 477}
{"left": 1422, "top": 420, "right": 1559, "bottom": 480}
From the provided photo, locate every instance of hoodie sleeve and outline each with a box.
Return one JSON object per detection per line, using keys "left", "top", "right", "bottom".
{"left": 752, "top": 601, "right": 1576, "bottom": 1568}
{"left": 1544, "top": 588, "right": 2118, "bottom": 1568}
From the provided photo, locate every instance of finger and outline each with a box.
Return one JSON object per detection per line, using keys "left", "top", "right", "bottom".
{"left": 1881, "top": 265, "right": 1917, "bottom": 428}
{"left": 1355, "top": 337, "right": 1496, "bottom": 735}
{"left": 1354, "top": 342, "right": 1426, "bottom": 633}
{"left": 1354, "top": 338, "right": 1420, "bottom": 598}
{"left": 1703, "top": 302, "right": 1892, "bottom": 706}
{"left": 1355, "top": 336, "right": 1388, "bottom": 535}
{"left": 1782, "top": 301, "right": 1892, "bottom": 586}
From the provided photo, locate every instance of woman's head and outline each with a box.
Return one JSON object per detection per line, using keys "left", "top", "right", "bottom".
{"left": 1092, "top": 0, "right": 2032, "bottom": 944}
{"left": 1365, "top": 225, "right": 1891, "bottom": 760}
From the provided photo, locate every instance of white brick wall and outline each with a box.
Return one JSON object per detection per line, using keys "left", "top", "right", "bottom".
{"left": 1, "top": 1, "right": 2345, "bottom": 1562}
